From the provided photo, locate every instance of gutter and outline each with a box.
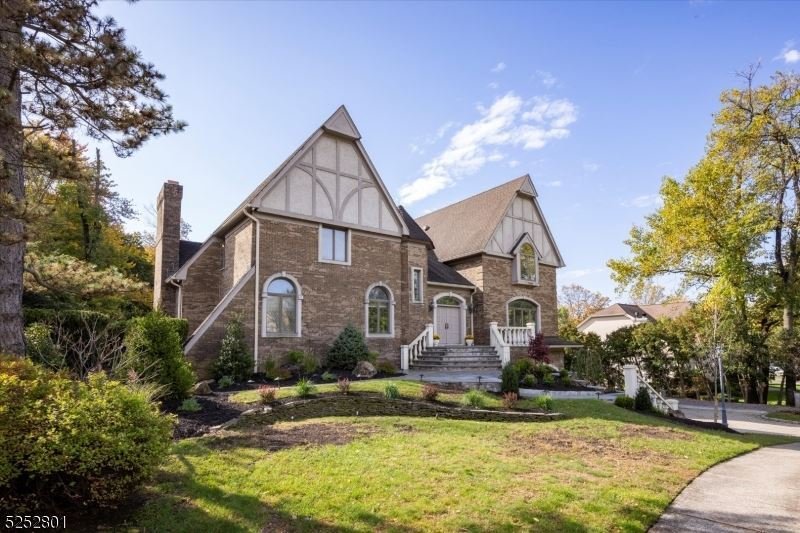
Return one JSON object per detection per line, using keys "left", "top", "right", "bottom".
{"left": 242, "top": 207, "right": 261, "bottom": 373}
{"left": 168, "top": 278, "right": 183, "bottom": 319}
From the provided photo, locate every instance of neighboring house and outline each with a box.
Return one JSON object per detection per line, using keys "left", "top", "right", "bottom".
{"left": 153, "top": 106, "right": 579, "bottom": 378}
{"left": 577, "top": 302, "right": 692, "bottom": 340}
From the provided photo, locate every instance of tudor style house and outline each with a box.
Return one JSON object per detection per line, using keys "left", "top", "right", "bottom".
{"left": 153, "top": 106, "right": 579, "bottom": 378}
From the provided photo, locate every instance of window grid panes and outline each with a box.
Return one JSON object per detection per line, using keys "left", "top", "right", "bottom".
{"left": 412, "top": 268, "right": 422, "bottom": 302}
{"left": 368, "top": 286, "right": 390, "bottom": 334}
{"left": 321, "top": 227, "right": 348, "bottom": 262}
{"left": 508, "top": 299, "right": 536, "bottom": 328}
{"left": 520, "top": 243, "right": 537, "bottom": 281}
{"left": 265, "top": 278, "right": 297, "bottom": 334}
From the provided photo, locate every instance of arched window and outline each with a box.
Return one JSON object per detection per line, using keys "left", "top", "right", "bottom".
{"left": 519, "top": 243, "right": 537, "bottom": 282}
{"left": 263, "top": 275, "right": 301, "bottom": 336}
{"left": 365, "top": 283, "right": 394, "bottom": 337}
{"left": 508, "top": 299, "right": 538, "bottom": 328}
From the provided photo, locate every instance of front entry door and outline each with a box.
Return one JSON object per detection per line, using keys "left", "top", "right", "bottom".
{"left": 437, "top": 306, "right": 462, "bottom": 345}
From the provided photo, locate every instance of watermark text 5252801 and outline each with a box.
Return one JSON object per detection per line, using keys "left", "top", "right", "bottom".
{"left": 4, "top": 515, "right": 66, "bottom": 529}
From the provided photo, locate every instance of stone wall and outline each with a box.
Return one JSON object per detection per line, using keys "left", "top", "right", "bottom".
{"left": 181, "top": 239, "right": 223, "bottom": 334}
{"left": 241, "top": 394, "right": 563, "bottom": 425}
{"left": 223, "top": 220, "right": 254, "bottom": 293}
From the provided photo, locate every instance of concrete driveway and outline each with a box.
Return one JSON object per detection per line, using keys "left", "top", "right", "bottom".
{"left": 678, "top": 399, "right": 800, "bottom": 438}
{"left": 651, "top": 442, "right": 800, "bottom": 532}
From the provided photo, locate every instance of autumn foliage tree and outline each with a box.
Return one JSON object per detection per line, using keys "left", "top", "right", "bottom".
{"left": 0, "top": 0, "right": 185, "bottom": 354}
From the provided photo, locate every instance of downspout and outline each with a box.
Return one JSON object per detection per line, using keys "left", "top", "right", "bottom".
{"left": 168, "top": 278, "right": 183, "bottom": 318}
{"left": 243, "top": 207, "right": 261, "bottom": 373}
{"left": 469, "top": 286, "right": 476, "bottom": 336}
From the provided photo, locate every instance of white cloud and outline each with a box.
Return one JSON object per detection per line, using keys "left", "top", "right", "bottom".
{"left": 491, "top": 62, "right": 507, "bottom": 73}
{"left": 623, "top": 194, "right": 662, "bottom": 208}
{"left": 398, "top": 92, "right": 579, "bottom": 204}
{"left": 488, "top": 81, "right": 499, "bottom": 90}
{"left": 409, "top": 143, "right": 424, "bottom": 155}
{"left": 535, "top": 70, "right": 557, "bottom": 88}
{"left": 583, "top": 162, "right": 600, "bottom": 173}
{"left": 779, "top": 42, "right": 800, "bottom": 63}
{"left": 508, "top": 160, "right": 520, "bottom": 168}
{"left": 544, "top": 180, "right": 562, "bottom": 187}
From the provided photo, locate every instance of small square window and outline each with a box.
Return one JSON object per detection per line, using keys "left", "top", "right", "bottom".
{"left": 320, "top": 226, "right": 348, "bottom": 263}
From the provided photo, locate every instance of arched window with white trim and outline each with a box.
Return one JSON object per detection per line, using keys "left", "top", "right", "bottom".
{"left": 365, "top": 283, "right": 395, "bottom": 337}
{"left": 507, "top": 298, "right": 539, "bottom": 329}
{"left": 511, "top": 234, "right": 539, "bottom": 285}
{"left": 262, "top": 273, "right": 302, "bottom": 337}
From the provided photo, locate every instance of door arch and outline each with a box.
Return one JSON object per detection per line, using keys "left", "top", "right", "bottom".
{"left": 432, "top": 292, "right": 467, "bottom": 345}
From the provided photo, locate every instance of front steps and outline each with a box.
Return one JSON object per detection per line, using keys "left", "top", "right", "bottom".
{"left": 409, "top": 345, "right": 501, "bottom": 371}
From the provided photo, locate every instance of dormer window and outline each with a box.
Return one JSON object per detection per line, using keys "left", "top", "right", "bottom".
{"left": 511, "top": 234, "right": 539, "bottom": 285}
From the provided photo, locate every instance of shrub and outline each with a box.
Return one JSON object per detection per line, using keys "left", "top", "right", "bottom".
{"left": 213, "top": 317, "right": 251, "bottom": 382}
{"left": 559, "top": 368, "right": 569, "bottom": 379}
{"left": 528, "top": 335, "right": 551, "bottom": 364}
{"left": 462, "top": 389, "right": 487, "bottom": 408}
{"left": 321, "top": 371, "right": 337, "bottom": 381}
{"left": 513, "top": 358, "right": 536, "bottom": 377}
{"left": 562, "top": 374, "right": 572, "bottom": 387}
{"left": 293, "top": 352, "right": 319, "bottom": 376}
{"left": 24, "top": 323, "right": 63, "bottom": 370}
{"left": 337, "top": 377, "right": 351, "bottom": 394}
{"left": 614, "top": 395, "right": 635, "bottom": 410}
{"left": 532, "top": 364, "right": 547, "bottom": 382}
{"left": 533, "top": 394, "right": 554, "bottom": 411}
{"left": 0, "top": 356, "right": 173, "bottom": 510}
{"left": 501, "top": 392, "right": 518, "bottom": 410}
{"left": 262, "top": 359, "right": 292, "bottom": 381}
{"left": 124, "top": 312, "right": 195, "bottom": 399}
{"left": 501, "top": 364, "right": 519, "bottom": 394}
{"left": 384, "top": 382, "right": 400, "bottom": 399}
{"left": 296, "top": 377, "right": 317, "bottom": 397}
{"left": 421, "top": 383, "right": 439, "bottom": 401}
{"left": 258, "top": 385, "right": 278, "bottom": 404}
{"left": 542, "top": 372, "right": 555, "bottom": 386}
{"left": 634, "top": 387, "right": 653, "bottom": 412}
{"left": 520, "top": 374, "right": 536, "bottom": 388}
{"left": 178, "top": 398, "right": 202, "bottom": 412}
{"left": 217, "top": 375, "right": 235, "bottom": 389}
{"left": 364, "top": 351, "right": 380, "bottom": 364}
{"left": 376, "top": 359, "right": 397, "bottom": 374}
{"left": 327, "top": 324, "right": 369, "bottom": 370}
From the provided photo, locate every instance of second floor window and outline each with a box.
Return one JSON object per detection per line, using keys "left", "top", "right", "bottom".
{"left": 411, "top": 268, "right": 423, "bottom": 303}
{"left": 320, "top": 226, "right": 348, "bottom": 263}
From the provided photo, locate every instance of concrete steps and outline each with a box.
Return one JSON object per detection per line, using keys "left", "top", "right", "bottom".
{"left": 410, "top": 345, "right": 501, "bottom": 371}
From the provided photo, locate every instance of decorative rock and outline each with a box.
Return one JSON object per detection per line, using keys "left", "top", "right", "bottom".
{"left": 192, "top": 380, "right": 214, "bottom": 396}
{"left": 353, "top": 361, "right": 377, "bottom": 378}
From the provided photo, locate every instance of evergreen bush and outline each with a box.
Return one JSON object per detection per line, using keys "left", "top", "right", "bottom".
{"left": 213, "top": 316, "right": 252, "bottom": 382}
{"left": 501, "top": 364, "right": 520, "bottom": 393}
{"left": 326, "top": 324, "right": 369, "bottom": 370}
{"left": 634, "top": 387, "right": 654, "bottom": 412}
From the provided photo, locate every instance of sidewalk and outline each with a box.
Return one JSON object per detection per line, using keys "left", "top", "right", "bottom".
{"left": 651, "top": 442, "right": 800, "bottom": 532}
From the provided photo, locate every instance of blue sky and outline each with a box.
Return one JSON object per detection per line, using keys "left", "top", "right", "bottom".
{"left": 95, "top": 1, "right": 800, "bottom": 299}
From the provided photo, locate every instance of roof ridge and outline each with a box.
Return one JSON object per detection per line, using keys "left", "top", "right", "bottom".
{"left": 417, "top": 175, "right": 528, "bottom": 220}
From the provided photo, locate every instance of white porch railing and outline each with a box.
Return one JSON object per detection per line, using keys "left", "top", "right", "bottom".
{"left": 495, "top": 322, "right": 536, "bottom": 346}
{"left": 623, "top": 364, "right": 679, "bottom": 414}
{"left": 489, "top": 322, "right": 512, "bottom": 367}
{"left": 400, "top": 323, "right": 434, "bottom": 371}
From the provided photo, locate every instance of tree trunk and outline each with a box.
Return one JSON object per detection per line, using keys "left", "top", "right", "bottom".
{"left": 0, "top": 13, "right": 25, "bottom": 356}
{"left": 786, "top": 369, "right": 797, "bottom": 407}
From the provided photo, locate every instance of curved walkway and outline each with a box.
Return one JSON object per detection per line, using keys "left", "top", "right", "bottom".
{"left": 651, "top": 442, "right": 800, "bottom": 532}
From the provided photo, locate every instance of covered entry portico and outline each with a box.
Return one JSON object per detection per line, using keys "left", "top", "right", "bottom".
{"left": 432, "top": 292, "right": 468, "bottom": 345}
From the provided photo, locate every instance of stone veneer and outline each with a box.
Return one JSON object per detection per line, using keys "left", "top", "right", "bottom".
{"left": 153, "top": 181, "right": 183, "bottom": 315}
{"left": 180, "top": 239, "right": 223, "bottom": 334}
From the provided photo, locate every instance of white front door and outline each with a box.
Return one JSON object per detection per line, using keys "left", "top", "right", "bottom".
{"left": 437, "top": 306, "right": 462, "bottom": 345}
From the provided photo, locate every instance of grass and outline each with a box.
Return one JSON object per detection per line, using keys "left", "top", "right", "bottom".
{"left": 765, "top": 410, "right": 800, "bottom": 423}
{"left": 130, "top": 399, "right": 794, "bottom": 532}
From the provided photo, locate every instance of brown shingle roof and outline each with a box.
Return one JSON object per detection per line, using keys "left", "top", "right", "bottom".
{"left": 427, "top": 250, "right": 473, "bottom": 287}
{"left": 639, "top": 302, "right": 692, "bottom": 320}
{"left": 416, "top": 176, "right": 528, "bottom": 262}
{"left": 398, "top": 206, "right": 433, "bottom": 248}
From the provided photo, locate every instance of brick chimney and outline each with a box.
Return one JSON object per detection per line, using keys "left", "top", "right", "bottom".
{"left": 153, "top": 180, "right": 183, "bottom": 315}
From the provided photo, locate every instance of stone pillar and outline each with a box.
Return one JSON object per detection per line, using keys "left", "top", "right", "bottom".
{"left": 154, "top": 180, "right": 183, "bottom": 315}
{"left": 623, "top": 364, "right": 639, "bottom": 398}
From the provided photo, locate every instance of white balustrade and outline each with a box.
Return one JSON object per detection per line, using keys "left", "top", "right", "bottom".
{"left": 400, "top": 323, "right": 434, "bottom": 371}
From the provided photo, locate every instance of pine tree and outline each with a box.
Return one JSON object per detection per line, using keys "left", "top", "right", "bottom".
{"left": 327, "top": 324, "right": 369, "bottom": 370}
{"left": 0, "top": 0, "right": 185, "bottom": 355}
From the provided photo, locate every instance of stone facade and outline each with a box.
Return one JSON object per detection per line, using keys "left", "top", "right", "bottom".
{"left": 153, "top": 181, "right": 182, "bottom": 315}
{"left": 222, "top": 220, "right": 254, "bottom": 293}
{"left": 180, "top": 239, "right": 223, "bottom": 333}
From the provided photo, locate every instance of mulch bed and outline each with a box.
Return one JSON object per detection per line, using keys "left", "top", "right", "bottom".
{"left": 212, "top": 370, "right": 405, "bottom": 393}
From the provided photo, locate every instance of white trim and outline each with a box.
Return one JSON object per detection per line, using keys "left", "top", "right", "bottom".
{"left": 427, "top": 281, "right": 476, "bottom": 289}
{"left": 511, "top": 233, "right": 540, "bottom": 286}
{"left": 262, "top": 271, "right": 303, "bottom": 338}
{"left": 317, "top": 224, "right": 352, "bottom": 266}
{"left": 168, "top": 236, "right": 223, "bottom": 282}
{"left": 432, "top": 292, "right": 468, "bottom": 343}
{"left": 364, "top": 281, "right": 395, "bottom": 338}
{"left": 505, "top": 296, "right": 542, "bottom": 333}
{"left": 185, "top": 267, "right": 255, "bottom": 353}
{"left": 410, "top": 267, "right": 424, "bottom": 303}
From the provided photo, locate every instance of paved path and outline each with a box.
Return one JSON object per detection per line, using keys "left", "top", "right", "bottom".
{"left": 651, "top": 442, "right": 800, "bottom": 532}
{"left": 679, "top": 399, "right": 800, "bottom": 438}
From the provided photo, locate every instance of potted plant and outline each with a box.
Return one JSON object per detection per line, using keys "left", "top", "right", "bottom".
{"left": 465, "top": 334, "right": 474, "bottom": 346}
{"left": 433, "top": 334, "right": 441, "bottom": 346}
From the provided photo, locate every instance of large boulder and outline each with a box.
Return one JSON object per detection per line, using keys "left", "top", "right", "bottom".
{"left": 192, "top": 380, "right": 214, "bottom": 396}
{"left": 353, "top": 361, "right": 377, "bottom": 378}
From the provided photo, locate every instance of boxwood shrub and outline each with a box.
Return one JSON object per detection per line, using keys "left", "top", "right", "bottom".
{"left": 0, "top": 356, "right": 174, "bottom": 510}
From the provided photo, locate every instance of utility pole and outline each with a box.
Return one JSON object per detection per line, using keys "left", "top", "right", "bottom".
{"left": 717, "top": 347, "right": 728, "bottom": 427}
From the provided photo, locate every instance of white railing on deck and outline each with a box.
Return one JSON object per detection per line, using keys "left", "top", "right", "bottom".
{"left": 400, "top": 323, "right": 434, "bottom": 371}
{"left": 496, "top": 323, "right": 536, "bottom": 346}
{"left": 489, "top": 322, "right": 512, "bottom": 367}
{"left": 623, "top": 364, "right": 677, "bottom": 414}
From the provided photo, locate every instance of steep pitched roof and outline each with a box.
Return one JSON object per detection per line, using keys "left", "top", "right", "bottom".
{"left": 416, "top": 176, "right": 528, "bottom": 262}
{"left": 398, "top": 205, "right": 433, "bottom": 247}
{"left": 178, "top": 240, "right": 203, "bottom": 268}
{"left": 427, "top": 250, "right": 473, "bottom": 286}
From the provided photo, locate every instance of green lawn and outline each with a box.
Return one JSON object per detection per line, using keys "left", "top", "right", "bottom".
{"left": 129, "top": 398, "right": 793, "bottom": 532}
{"left": 765, "top": 410, "right": 800, "bottom": 423}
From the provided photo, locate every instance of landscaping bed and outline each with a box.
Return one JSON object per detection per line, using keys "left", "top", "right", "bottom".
{"left": 212, "top": 369, "right": 406, "bottom": 393}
